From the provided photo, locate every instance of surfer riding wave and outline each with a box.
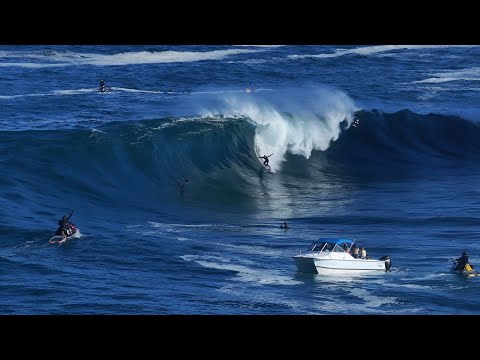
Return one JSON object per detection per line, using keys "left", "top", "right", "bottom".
{"left": 258, "top": 154, "right": 273, "bottom": 170}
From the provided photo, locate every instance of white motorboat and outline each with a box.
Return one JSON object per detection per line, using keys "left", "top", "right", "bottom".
{"left": 293, "top": 238, "right": 391, "bottom": 275}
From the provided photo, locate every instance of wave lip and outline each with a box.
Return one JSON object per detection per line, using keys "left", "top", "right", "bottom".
{"left": 203, "top": 87, "right": 356, "bottom": 172}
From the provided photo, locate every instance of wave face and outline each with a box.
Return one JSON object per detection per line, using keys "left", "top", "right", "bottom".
{"left": 2, "top": 105, "right": 479, "bottom": 218}
{"left": 2, "top": 45, "right": 480, "bottom": 315}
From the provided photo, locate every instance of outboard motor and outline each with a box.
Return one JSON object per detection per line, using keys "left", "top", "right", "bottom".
{"left": 380, "top": 256, "right": 392, "bottom": 272}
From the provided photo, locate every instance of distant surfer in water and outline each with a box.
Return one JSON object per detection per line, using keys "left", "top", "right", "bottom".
{"left": 258, "top": 154, "right": 273, "bottom": 169}
{"left": 99, "top": 79, "right": 110, "bottom": 93}
{"left": 280, "top": 221, "right": 289, "bottom": 230}
{"left": 178, "top": 178, "right": 189, "bottom": 193}
{"left": 245, "top": 83, "right": 255, "bottom": 93}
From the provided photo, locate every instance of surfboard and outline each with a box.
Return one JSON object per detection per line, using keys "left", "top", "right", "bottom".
{"left": 254, "top": 146, "right": 273, "bottom": 173}
{"left": 257, "top": 157, "right": 272, "bottom": 173}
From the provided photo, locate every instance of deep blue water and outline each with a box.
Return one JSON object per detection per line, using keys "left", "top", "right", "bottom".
{"left": 1, "top": 45, "right": 480, "bottom": 314}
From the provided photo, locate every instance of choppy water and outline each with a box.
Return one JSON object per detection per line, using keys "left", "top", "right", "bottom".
{"left": 1, "top": 45, "right": 480, "bottom": 314}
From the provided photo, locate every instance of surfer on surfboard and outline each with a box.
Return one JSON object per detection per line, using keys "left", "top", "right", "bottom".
{"left": 258, "top": 153, "right": 273, "bottom": 170}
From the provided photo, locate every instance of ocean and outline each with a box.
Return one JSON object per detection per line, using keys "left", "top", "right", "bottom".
{"left": 1, "top": 45, "right": 479, "bottom": 314}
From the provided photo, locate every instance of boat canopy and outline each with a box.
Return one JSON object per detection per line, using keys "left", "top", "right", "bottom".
{"left": 308, "top": 238, "right": 355, "bottom": 252}
{"left": 317, "top": 238, "right": 354, "bottom": 245}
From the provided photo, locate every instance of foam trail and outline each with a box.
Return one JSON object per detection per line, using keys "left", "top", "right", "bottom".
{"left": 113, "top": 87, "right": 166, "bottom": 94}
{"left": 181, "top": 255, "right": 301, "bottom": 285}
{"left": 0, "top": 49, "right": 260, "bottom": 68}
{"left": 0, "top": 88, "right": 98, "bottom": 99}
{"left": 0, "top": 62, "right": 63, "bottom": 68}
{"left": 288, "top": 45, "right": 475, "bottom": 59}
{"left": 204, "top": 88, "right": 356, "bottom": 172}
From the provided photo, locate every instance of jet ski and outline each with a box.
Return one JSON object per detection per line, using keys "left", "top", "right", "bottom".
{"left": 49, "top": 223, "right": 79, "bottom": 244}
{"left": 451, "top": 260, "right": 479, "bottom": 277}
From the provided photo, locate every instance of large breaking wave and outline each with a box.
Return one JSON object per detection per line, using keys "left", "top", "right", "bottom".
{"left": 1, "top": 87, "right": 479, "bottom": 213}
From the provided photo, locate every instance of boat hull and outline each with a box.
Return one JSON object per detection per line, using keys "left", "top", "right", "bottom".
{"left": 293, "top": 256, "right": 318, "bottom": 274}
{"left": 293, "top": 255, "right": 389, "bottom": 274}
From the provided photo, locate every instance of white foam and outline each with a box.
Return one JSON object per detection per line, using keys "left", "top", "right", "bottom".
{"left": 415, "top": 77, "right": 460, "bottom": 84}
{"left": 203, "top": 87, "right": 356, "bottom": 172}
{"left": 413, "top": 67, "right": 480, "bottom": 84}
{"left": 348, "top": 288, "right": 398, "bottom": 307}
{"left": 52, "top": 88, "right": 98, "bottom": 95}
{"left": 233, "top": 45, "right": 285, "bottom": 48}
{"left": 148, "top": 221, "right": 239, "bottom": 230}
{"left": 205, "top": 242, "right": 284, "bottom": 257}
{"left": 308, "top": 287, "right": 414, "bottom": 314}
{"left": 113, "top": 87, "right": 165, "bottom": 94}
{"left": 0, "top": 88, "right": 98, "bottom": 100}
{"left": 288, "top": 45, "right": 475, "bottom": 59}
{"left": 0, "top": 62, "right": 63, "bottom": 68}
{"left": 182, "top": 254, "right": 302, "bottom": 285}
{"left": 404, "top": 273, "right": 450, "bottom": 281}
{"left": 218, "top": 284, "right": 306, "bottom": 313}
{"left": 0, "top": 49, "right": 260, "bottom": 68}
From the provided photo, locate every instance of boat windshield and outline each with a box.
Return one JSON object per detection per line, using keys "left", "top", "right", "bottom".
{"left": 307, "top": 239, "right": 354, "bottom": 253}
{"left": 309, "top": 242, "right": 326, "bottom": 251}
{"left": 309, "top": 242, "right": 337, "bottom": 252}
{"left": 333, "top": 243, "right": 349, "bottom": 252}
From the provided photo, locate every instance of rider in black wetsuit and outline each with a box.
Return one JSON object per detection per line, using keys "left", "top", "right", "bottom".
{"left": 56, "top": 210, "right": 74, "bottom": 239}
{"left": 258, "top": 154, "right": 273, "bottom": 168}
{"left": 455, "top": 251, "right": 469, "bottom": 271}
{"left": 99, "top": 80, "right": 107, "bottom": 92}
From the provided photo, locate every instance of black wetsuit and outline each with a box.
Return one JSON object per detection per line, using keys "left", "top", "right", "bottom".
{"left": 57, "top": 212, "right": 73, "bottom": 233}
{"left": 456, "top": 254, "right": 469, "bottom": 270}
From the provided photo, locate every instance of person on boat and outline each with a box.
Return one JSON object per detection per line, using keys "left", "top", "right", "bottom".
{"left": 352, "top": 245, "right": 360, "bottom": 258}
{"left": 280, "top": 221, "right": 289, "bottom": 229}
{"left": 360, "top": 247, "right": 367, "bottom": 259}
{"left": 258, "top": 154, "right": 273, "bottom": 168}
{"left": 455, "top": 251, "right": 470, "bottom": 271}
